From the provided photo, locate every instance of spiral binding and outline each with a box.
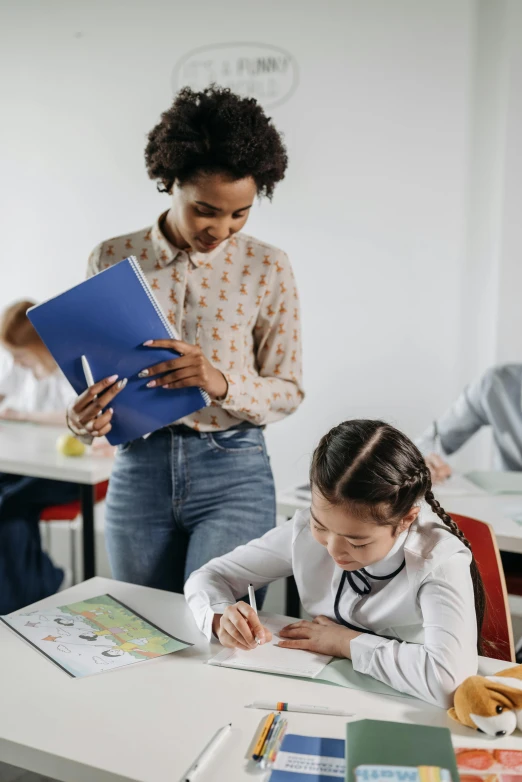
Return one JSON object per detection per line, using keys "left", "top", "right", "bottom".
{"left": 128, "top": 256, "right": 211, "bottom": 407}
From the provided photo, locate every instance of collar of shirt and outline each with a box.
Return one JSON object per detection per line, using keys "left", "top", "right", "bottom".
{"left": 363, "top": 527, "right": 408, "bottom": 577}
{"left": 150, "top": 211, "right": 229, "bottom": 270}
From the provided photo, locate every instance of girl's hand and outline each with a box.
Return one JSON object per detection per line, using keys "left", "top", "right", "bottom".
{"left": 425, "top": 453, "right": 452, "bottom": 484}
{"left": 0, "top": 408, "right": 24, "bottom": 421}
{"left": 68, "top": 375, "right": 127, "bottom": 438}
{"left": 91, "top": 437, "right": 117, "bottom": 458}
{"left": 212, "top": 602, "right": 273, "bottom": 650}
{"left": 278, "top": 616, "right": 361, "bottom": 658}
{"left": 140, "top": 339, "right": 228, "bottom": 400}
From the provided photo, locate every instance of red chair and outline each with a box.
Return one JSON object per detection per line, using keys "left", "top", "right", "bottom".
{"left": 450, "top": 513, "right": 515, "bottom": 662}
{"left": 40, "top": 481, "right": 109, "bottom": 585}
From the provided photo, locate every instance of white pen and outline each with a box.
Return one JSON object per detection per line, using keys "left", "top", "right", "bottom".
{"left": 81, "top": 355, "right": 95, "bottom": 387}
{"left": 179, "top": 723, "right": 232, "bottom": 782}
{"left": 246, "top": 701, "right": 354, "bottom": 717}
{"left": 247, "top": 583, "right": 261, "bottom": 645}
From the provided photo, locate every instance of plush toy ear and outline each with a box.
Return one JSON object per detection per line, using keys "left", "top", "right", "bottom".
{"left": 447, "top": 707, "right": 459, "bottom": 723}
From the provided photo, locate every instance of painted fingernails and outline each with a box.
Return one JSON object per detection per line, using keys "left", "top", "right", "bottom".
{"left": 108, "top": 374, "right": 119, "bottom": 383}
{"left": 117, "top": 378, "right": 128, "bottom": 390}
{"left": 138, "top": 369, "right": 149, "bottom": 378}
{"left": 143, "top": 340, "right": 153, "bottom": 346}
{"left": 146, "top": 380, "right": 156, "bottom": 388}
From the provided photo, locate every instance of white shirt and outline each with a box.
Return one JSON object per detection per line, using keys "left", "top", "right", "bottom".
{"left": 0, "top": 355, "right": 75, "bottom": 414}
{"left": 184, "top": 508, "right": 478, "bottom": 708}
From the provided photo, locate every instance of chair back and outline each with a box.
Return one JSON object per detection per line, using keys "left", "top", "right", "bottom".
{"left": 451, "top": 513, "right": 514, "bottom": 662}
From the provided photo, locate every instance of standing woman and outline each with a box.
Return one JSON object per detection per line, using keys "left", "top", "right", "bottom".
{"left": 67, "top": 86, "right": 304, "bottom": 593}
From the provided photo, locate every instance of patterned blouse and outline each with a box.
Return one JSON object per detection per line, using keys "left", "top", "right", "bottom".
{"left": 87, "top": 211, "right": 304, "bottom": 432}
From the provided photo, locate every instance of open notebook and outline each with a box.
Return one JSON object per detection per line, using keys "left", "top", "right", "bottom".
{"left": 208, "top": 614, "right": 332, "bottom": 678}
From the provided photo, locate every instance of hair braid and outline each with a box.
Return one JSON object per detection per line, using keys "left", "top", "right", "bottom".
{"left": 423, "top": 466, "right": 486, "bottom": 655}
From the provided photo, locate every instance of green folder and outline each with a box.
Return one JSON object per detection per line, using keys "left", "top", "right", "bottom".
{"left": 345, "top": 720, "right": 459, "bottom": 782}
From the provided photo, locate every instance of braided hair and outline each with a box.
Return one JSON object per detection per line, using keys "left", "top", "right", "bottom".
{"left": 310, "top": 419, "right": 486, "bottom": 654}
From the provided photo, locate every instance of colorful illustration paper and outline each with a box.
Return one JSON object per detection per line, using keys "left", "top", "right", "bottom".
{"left": 1, "top": 594, "right": 191, "bottom": 677}
{"left": 456, "top": 748, "right": 522, "bottom": 782}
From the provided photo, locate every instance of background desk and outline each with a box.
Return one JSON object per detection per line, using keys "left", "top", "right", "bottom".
{"left": 277, "top": 481, "right": 522, "bottom": 554}
{"left": 0, "top": 422, "right": 114, "bottom": 580}
{"left": 0, "top": 577, "right": 519, "bottom": 782}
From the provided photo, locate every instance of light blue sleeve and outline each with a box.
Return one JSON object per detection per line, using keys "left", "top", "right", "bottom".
{"left": 417, "top": 369, "right": 494, "bottom": 456}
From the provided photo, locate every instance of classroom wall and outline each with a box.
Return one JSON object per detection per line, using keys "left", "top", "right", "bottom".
{"left": 1, "top": 0, "right": 520, "bottom": 488}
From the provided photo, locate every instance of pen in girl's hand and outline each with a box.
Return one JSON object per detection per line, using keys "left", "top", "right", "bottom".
{"left": 248, "top": 584, "right": 261, "bottom": 645}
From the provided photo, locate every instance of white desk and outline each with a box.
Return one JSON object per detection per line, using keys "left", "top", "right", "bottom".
{"left": 0, "top": 422, "right": 114, "bottom": 579}
{"left": 0, "top": 577, "right": 519, "bottom": 782}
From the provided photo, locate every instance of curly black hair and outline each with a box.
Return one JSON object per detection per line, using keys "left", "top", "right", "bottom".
{"left": 145, "top": 85, "right": 288, "bottom": 199}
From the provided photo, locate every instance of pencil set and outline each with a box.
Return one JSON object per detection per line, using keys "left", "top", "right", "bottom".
{"left": 251, "top": 711, "right": 288, "bottom": 769}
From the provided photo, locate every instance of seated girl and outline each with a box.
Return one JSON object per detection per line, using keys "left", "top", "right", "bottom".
{"left": 0, "top": 301, "right": 78, "bottom": 612}
{"left": 0, "top": 299, "right": 74, "bottom": 423}
{"left": 185, "top": 419, "right": 484, "bottom": 708}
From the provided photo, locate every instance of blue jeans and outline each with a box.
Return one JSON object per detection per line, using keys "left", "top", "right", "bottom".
{"left": 105, "top": 425, "right": 276, "bottom": 594}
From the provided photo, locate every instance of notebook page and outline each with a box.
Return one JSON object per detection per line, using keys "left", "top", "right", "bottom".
{"left": 207, "top": 613, "right": 332, "bottom": 678}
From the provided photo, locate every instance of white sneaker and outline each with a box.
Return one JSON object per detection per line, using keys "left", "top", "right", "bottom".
{"left": 58, "top": 566, "right": 73, "bottom": 592}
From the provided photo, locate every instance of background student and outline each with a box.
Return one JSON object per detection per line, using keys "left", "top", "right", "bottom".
{"left": 0, "top": 300, "right": 74, "bottom": 424}
{"left": 417, "top": 363, "right": 522, "bottom": 483}
{"left": 0, "top": 300, "right": 78, "bottom": 613}
{"left": 67, "top": 85, "right": 304, "bottom": 595}
{"left": 185, "top": 419, "right": 483, "bottom": 708}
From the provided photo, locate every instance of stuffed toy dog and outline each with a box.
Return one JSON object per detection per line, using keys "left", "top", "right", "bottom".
{"left": 449, "top": 664, "right": 522, "bottom": 736}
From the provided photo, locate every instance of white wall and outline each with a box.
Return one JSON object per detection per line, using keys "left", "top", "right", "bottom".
{"left": 1, "top": 0, "right": 520, "bottom": 489}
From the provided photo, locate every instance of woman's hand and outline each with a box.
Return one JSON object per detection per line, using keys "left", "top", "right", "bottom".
{"left": 277, "top": 616, "right": 361, "bottom": 659}
{"left": 212, "top": 602, "right": 273, "bottom": 650}
{"left": 425, "top": 453, "right": 452, "bottom": 484}
{"left": 67, "top": 375, "right": 127, "bottom": 438}
{"left": 140, "top": 339, "right": 228, "bottom": 400}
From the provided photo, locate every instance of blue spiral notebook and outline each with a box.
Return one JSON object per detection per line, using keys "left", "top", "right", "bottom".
{"left": 27, "top": 257, "right": 209, "bottom": 445}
